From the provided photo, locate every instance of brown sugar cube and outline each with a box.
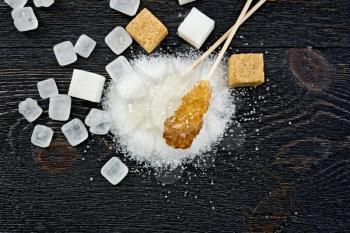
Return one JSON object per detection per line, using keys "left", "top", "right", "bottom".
{"left": 227, "top": 53, "right": 265, "bottom": 88}
{"left": 126, "top": 8, "right": 168, "bottom": 53}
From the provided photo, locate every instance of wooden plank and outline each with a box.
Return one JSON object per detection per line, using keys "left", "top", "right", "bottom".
{"left": 1, "top": 0, "right": 350, "bottom": 231}
{"left": 0, "top": 47, "right": 349, "bottom": 232}
{"left": 0, "top": 0, "right": 349, "bottom": 48}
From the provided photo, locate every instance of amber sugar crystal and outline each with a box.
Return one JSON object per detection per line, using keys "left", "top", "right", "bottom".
{"left": 163, "top": 80, "right": 212, "bottom": 149}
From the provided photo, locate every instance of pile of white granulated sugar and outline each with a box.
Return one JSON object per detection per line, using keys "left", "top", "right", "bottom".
{"left": 103, "top": 53, "right": 235, "bottom": 169}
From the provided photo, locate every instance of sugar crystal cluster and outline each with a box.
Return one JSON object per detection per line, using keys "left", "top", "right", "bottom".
{"left": 5, "top": 0, "right": 28, "bottom": 9}
{"left": 61, "top": 119, "right": 89, "bottom": 146}
{"left": 105, "top": 27, "right": 132, "bottom": 55}
{"left": 6, "top": 0, "right": 54, "bottom": 32}
{"left": 33, "top": 0, "right": 54, "bottom": 7}
{"left": 106, "top": 56, "right": 133, "bottom": 81}
{"left": 110, "top": 0, "right": 140, "bottom": 16}
{"left": 101, "top": 157, "right": 129, "bottom": 185}
{"left": 178, "top": 0, "right": 196, "bottom": 5}
{"left": 11, "top": 7, "right": 38, "bottom": 32}
{"left": 53, "top": 41, "right": 77, "bottom": 66}
{"left": 85, "top": 109, "right": 111, "bottom": 135}
{"left": 37, "top": 78, "right": 58, "bottom": 99}
{"left": 74, "top": 34, "right": 97, "bottom": 58}
{"left": 18, "top": 98, "right": 42, "bottom": 122}
{"left": 31, "top": 125, "right": 54, "bottom": 148}
{"left": 49, "top": 94, "right": 71, "bottom": 121}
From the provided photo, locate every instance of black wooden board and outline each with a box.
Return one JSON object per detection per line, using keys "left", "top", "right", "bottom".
{"left": 0, "top": 0, "right": 349, "bottom": 232}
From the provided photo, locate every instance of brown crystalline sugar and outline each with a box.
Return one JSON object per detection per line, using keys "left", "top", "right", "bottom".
{"left": 163, "top": 80, "right": 212, "bottom": 149}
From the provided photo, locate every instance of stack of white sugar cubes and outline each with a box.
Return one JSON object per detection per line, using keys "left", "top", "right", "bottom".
{"left": 5, "top": 0, "right": 55, "bottom": 32}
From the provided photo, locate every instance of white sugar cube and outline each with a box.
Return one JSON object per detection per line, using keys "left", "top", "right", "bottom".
{"left": 68, "top": 69, "right": 106, "bottom": 103}
{"left": 106, "top": 56, "right": 133, "bottom": 81}
{"left": 85, "top": 108, "right": 110, "bottom": 135}
{"left": 178, "top": 7, "right": 215, "bottom": 49}
{"left": 18, "top": 98, "right": 42, "bottom": 122}
{"left": 37, "top": 78, "right": 58, "bottom": 99}
{"left": 49, "top": 94, "right": 71, "bottom": 121}
{"left": 178, "top": 0, "right": 195, "bottom": 5}
{"left": 85, "top": 108, "right": 110, "bottom": 127}
{"left": 101, "top": 157, "right": 128, "bottom": 185}
{"left": 74, "top": 34, "right": 96, "bottom": 58}
{"left": 105, "top": 26, "right": 132, "bottom": 55}
{"left": 61, "top": 118, "right": 88, "bottom": 146}
{"left": 11, "top": 7, "right": 38, "bottom": 32}
{"left": 31, "top": 125, "right": 53, "bottom": 148}
{"left": 109, "top": 0, "right": 140, "bottom": 16}
{"left": 53, "top": 41, "right": 77, "bottom": 66}
{"left": 33, "top": 0, "right": 54, "bottom": 7}
{"left": 5, "top": 0, "right": 28, "bottom": 9}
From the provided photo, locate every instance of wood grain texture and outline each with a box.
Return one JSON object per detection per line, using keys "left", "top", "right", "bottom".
{"left": 0, "top": 0, "right": 350, "bottom": 232}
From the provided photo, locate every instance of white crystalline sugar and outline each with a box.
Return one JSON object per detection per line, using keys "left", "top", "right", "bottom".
{"left": 61, "top": 118, "right": 88, "bottom": 146}
{"left": 178, "top": 7, "right": 215, "bottom": 49}
{"left": 106, "top": 56, "right": 133, "bottom": 81}
{"left": 49, "top": 94, "right": 71, "bottom": 121}
{"left": 11, "top": 7, "right": 38, "bottom": 32}
{"left": 103, "top": 54, "right": 234, "bottom": 169}
{"left": 74, "top": 34, "right": 96, "bottom": 58}
{"left": 31, "top": 125, "right": 53, "bottom": 148}
{"left": 116, "top": 72, "right": 147, "bottom": 100}
{"left": 53, "top": 41, "right": 77, "bottom": 66}
{"left": 109, "top": 0, "right": 140, "bottom": 16}
{"left": 33, "top": 0, "right": 54, "bottom": 7}
{"left": 85, "top": 108, "right": 110, "bottom": 127}
{"left": 101, "top": 157, "right": 129, "bottom": 185}
{"left": 18, "top": 98, "right": 42, "bottom": 122}
{"left": 106, "top": 98, "right": 150, "bottom": 136}
{"left": 5, "top": 0, "right": 27, "bottom": 9}
{"left": 105, "top": 26, "right": 132, "bottom": 55}
{"left": 68, "top": 69, "right": 106, "bottom": 103}
{"left": 37, "top": 78, "right": 58, "bottom": 99}
{"left": 149, "top": 74, "right": 192, "bottom": 131}
{"left": 178, "top": 0, "right": 195, "bottom": 5}
{"left": 90, "top": 123, "right": 110, "bottom": 135}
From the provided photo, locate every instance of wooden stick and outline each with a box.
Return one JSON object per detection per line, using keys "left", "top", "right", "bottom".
{"left": 190, "top": 0, "right": 267, "bottom": 70}
{"left": 205, "top": 0, "right": 253, "bottom": 80}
